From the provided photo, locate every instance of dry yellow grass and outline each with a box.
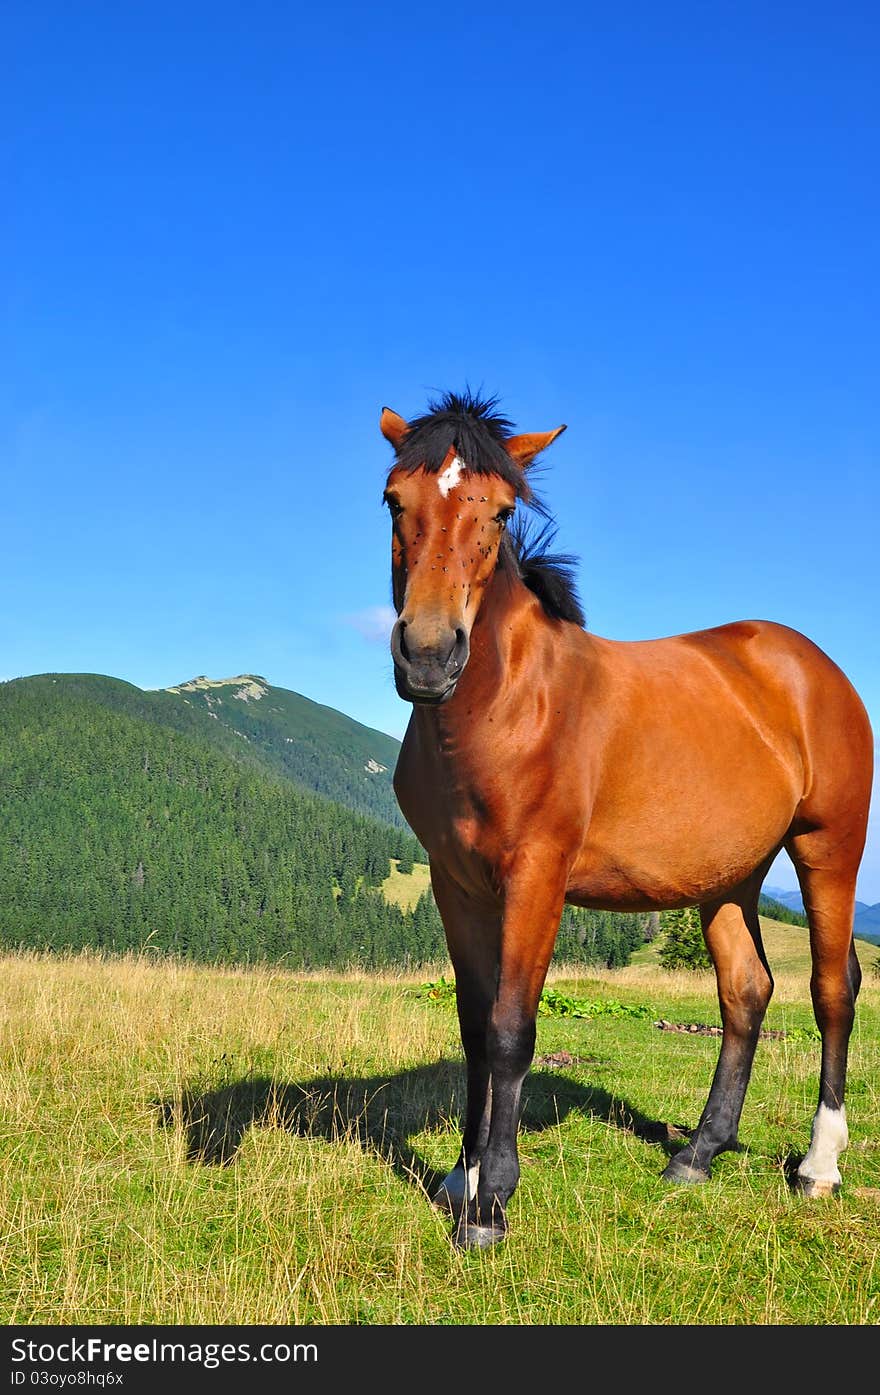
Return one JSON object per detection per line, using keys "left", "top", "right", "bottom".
{"left": 0, "top": 939, "right": 878, "bottom": 1325}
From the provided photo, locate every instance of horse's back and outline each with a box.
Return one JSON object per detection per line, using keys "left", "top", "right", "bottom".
{"left": 675, "top": 618, "right": 873, "bottom": 805}
{"left": 601, "top": 616, "right": 869, "bottom": 749}
{"left": 566, "top": 617, "right": 872, "bottom": 908}
{"left": 609, "top": 616, "right": 872, "bottom": 820}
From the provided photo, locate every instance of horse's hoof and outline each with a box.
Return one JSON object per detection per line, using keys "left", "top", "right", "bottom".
{"left": 662, "top": 1156, "right": 710, "bottom": 1185}
{"left": 452, "top": 1222, "right": 507, "bottom": 1250}
{"left": 793, "top": 1175, "right": 840, "bottom": 1198}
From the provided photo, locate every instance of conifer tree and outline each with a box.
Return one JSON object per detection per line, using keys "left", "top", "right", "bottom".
{"left": 657, "top": 906, "right": 710, "bottom": 970}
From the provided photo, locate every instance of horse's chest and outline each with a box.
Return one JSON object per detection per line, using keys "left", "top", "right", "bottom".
{"left": 395, "top": 745, "right": 515, "bottom": 876}
{"left": 403, "top": 782, "right": 502, "bottom": 863}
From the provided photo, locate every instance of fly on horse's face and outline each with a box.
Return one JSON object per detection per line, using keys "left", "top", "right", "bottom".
{"left": 380, "top": 401, "right": 565, "bottom": 704}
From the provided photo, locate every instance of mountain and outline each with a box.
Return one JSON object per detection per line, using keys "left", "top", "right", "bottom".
{"left": 763, "top": 883, "right": 880, "bottom": 945}
{"left": 0, "top": 671, "right": 403, "bottom": 827}
{"left": 854, "top": 903, "right": 880, "bottom": 942}
{"left": 1, "top": 669, "right": 405, "bottom": 827}
{"left": 0, "top": 673, "right": 436, "bottom": 966}
{"left": 761, "top": 884, "right": 805, "bottom": 913}
{"left": 158, "top": 674, "right": 404, "bottom": 826}
{"left": 757, "top": 893, "right": 807, "bottom": 927}
{"left": 0, "top": 671, "right": 647, "bottom": 973}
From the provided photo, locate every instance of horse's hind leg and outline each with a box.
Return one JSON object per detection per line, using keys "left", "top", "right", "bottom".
{"left": 786, "top": 834, "right": 862, "bottom": 1197}
{"left": 663, "top": 871, "right": 773, "bottom": 1184}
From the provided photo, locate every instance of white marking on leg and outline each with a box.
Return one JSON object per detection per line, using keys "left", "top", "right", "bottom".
{"left": 465, "top": 1160, "right": 480, "bottom": 1199}
{"left": 797, "top": 1104, "right": 848, "bottom": 1191}
{"left": 437, "top": 455, "right": 465, "bottom": 497}
{"left": 433, "top": 1160, "right": 480, "bottom": 1212}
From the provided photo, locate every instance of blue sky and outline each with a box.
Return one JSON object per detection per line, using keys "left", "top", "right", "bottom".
{"left": 3, "top": 3, "right": 878, "bottom": 899}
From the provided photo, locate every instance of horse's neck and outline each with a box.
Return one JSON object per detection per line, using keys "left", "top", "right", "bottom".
{"left": 471, "top": 565, "right": 542, "bottom": 678}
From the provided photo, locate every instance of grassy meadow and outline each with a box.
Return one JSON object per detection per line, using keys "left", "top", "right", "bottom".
{"left": 381, "top": 858, "right": 432, "bottom": 910}
{"left": 1, "top": 921, "right": 879, "bottom": 1326}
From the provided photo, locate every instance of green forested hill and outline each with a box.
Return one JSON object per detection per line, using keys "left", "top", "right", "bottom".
{"left": 160, "top": 674, "right": 404, "bottom": 826}
{"left": 0, "top": 674, "right": 435, "bottom": 966}
{"left": 1, "top": 671, "right": 405, "bottom": 828}
{"left": 0, "top": 673, "right": 649, "bottom": 972}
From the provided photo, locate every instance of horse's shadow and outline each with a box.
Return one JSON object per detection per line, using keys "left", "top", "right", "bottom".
{"left": 156, "top": 1059, "right": 688, "bottom": 1197}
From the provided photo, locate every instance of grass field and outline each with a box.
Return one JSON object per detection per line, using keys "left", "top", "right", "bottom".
{"left": 1, "top": 923, "right": 878, "bottom": 1325}
{"left": 381, "top": 857, "right": 432, "bottom": 909}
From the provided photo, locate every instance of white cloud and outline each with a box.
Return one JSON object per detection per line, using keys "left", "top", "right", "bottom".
{"left": 343, "top": 605, "right": 397, "bottom": 645}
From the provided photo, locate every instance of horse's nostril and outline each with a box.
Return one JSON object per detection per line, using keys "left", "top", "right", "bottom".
{"left": 449, "top": 626, "right": 469, "bottom": 672}
{"left": 391, "top": 619, "right": 411, "bottom": 668}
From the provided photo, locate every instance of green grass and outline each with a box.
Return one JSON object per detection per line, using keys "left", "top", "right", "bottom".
{"left": 1, "top": 932, "right": 878, "bottom": 1325}
{"left": 381, "top": 857, "right": 432, "bottom": 909}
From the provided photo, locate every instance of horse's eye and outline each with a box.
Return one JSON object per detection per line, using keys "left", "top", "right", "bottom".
{"left": 384, "top": 495, "right": 403, "bottom": 519}
{"left": 495, "top": 508, "right": 515, "bottom": 526}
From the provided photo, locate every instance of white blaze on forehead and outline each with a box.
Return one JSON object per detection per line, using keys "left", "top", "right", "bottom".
{"left": 437, "top": 455, "right": 465, "bottom": 497}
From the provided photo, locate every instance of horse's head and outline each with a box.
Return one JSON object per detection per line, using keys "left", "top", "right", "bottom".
{"left": 380, "top": 392, "right": 566, "bottom": 704}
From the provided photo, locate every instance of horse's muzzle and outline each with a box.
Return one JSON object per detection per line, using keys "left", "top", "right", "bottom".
{"left": 390, "top": 619, "right": 469, "bottom": 705}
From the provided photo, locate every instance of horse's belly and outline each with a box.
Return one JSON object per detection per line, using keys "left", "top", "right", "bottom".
{"left": 567, "top": 802, "right": 793, "bottom": 911}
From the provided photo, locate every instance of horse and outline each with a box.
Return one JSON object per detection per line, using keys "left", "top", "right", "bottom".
{"left": 379, "top": 390, "right": 874, "bottom": 1249}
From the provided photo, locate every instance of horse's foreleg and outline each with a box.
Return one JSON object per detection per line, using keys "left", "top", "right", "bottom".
{"left": 663, "top": 879, "right": 773, "bottom": 1184}
{"left": 428, "top": 865, "right": 501, "bottom": 1221}
{"left": 457, "top": 853, "right": 567, "bottom": 1249}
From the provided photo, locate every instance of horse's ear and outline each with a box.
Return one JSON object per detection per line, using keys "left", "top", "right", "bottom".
{"left": 506, "top": 425, "right": 567, "bottom": 467}
{"left": 380, "top": 407, "right": 410, "bottom": 450}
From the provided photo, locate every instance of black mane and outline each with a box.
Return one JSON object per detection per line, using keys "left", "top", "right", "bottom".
{"left": 390, "top": 389, "right": 585, "bottom": 628}
{"left": 393, "top": 389, "right": 528, "bottom": 497}
{"left": 501, "top": 517, "right": 585, "bottom": 627}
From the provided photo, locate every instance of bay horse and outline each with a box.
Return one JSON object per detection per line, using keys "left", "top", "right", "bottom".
{"left": 380, "top": 390, "right": 873, "bottom": 1249}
